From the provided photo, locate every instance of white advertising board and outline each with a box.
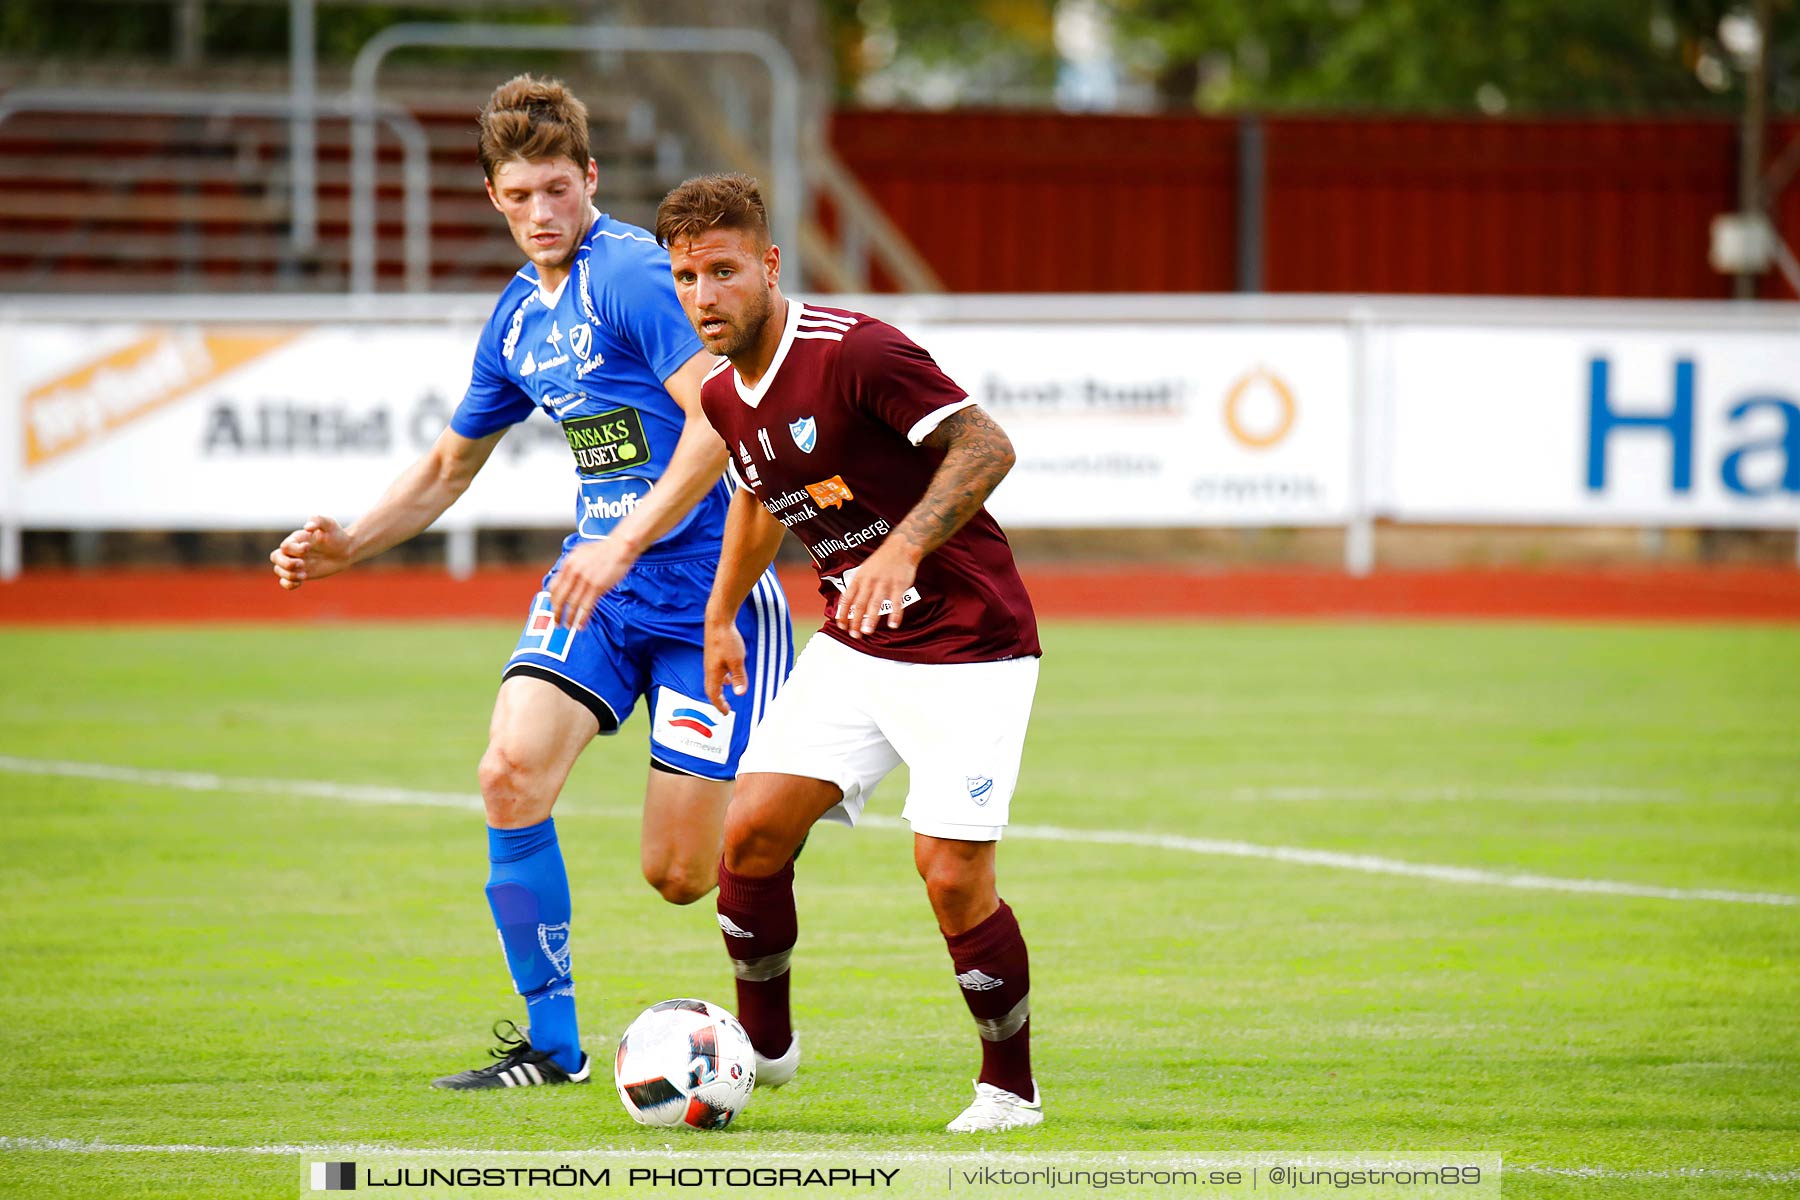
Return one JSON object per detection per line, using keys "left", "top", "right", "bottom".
{"left": 6, "top": 323, "right": 569, "bottom": 529}
{"left": 6, "top": 305, "right": 1796, "bottom": 545}
{"left": 912, "top": 323, "right": 1355, "bottom": 526}
{"left": 3, "top": 319, "right": 1355, "bottom": 531}
{"left": 1379, "top": 326, "right": 1800, "bottom": 525}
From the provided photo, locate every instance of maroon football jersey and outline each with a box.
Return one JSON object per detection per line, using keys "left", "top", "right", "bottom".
{"left": 701, "top": 300, "right": 1040, "bottom": 664}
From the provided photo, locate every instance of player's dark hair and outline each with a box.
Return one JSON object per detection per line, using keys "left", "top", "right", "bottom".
{"left": 654, "top": 173, "right": 771, "bottom": 249}
{"left": 477, "top": 75, "right": 592, "bottom": 181}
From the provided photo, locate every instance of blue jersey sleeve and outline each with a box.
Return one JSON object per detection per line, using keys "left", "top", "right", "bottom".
{"left": 595, "top": 241, "right": 705, "bottom": 383}
{"left": 452, "top": 300, "right": 535, "bottom": 439}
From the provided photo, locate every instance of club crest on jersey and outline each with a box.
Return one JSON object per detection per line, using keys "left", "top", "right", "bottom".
{"left": 967, "top": 776, "right": 994, "bottom": 804}
{"left": 789, "top": 416, "right": 817, "bottom": 453}
{"left": 805, "top": 475, "right": 854, "bottom": 510}
{"left": 569, "top": 322, "right": 594, "bottom": 362}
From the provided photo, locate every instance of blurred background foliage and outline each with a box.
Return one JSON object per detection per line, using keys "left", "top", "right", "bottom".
{"left": 0, "top": 0, "right": 1794, "bottom": 114}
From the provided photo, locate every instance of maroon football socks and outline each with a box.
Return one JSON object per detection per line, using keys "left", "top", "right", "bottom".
{"left": 943, "top": 900, "right": 1034, "bottom": 1098}
{"left": 714, "top": 857, "right": 797, "bottom": 1059}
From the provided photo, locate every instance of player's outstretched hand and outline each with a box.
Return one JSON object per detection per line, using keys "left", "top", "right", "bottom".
{"left": 547, "top": 539, "right": 636, "bottom": 632}
{"left": 269, "top": 516, "right": 352, "bottom": 591}
{"left": 704, "top": 621, "right": 749, "bottom": 714}
{"left": 836, "top": 542, "right": 918, "bottom": 639}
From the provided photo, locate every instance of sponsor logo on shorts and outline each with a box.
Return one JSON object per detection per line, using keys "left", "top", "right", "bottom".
{"left": 956, "top": 969, "right": 1005, "bottom": 991}
{"left": 804, "top": 475, "right": 854, "bottom": 510}
{"left": 537, "top": 921, "right": 572, "bottom": 976}
{"left": 670, "top": 707, "right": 718, "bottom": 738}
{"left": 512, "top": 591, "right": 576, "bottom": 662}
{"left": 967, "top": 775, "right": 994, "bottom": 804}
{"left": 652, "top": 687, "right": 735, "bottom": 766}
{"left": 789, "top": 415, "right": 817, "bottom": 453}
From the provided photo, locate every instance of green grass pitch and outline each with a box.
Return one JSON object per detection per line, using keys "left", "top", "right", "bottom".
{"left": 0, "top": 621, "right": 1796, "bottom": 1198}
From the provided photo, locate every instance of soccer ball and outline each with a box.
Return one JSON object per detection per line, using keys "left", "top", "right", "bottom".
{"left": 613, "top": 998, "right": 756, "bottom": 1129}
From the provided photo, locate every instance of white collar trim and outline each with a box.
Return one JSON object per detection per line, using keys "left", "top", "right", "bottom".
{"left": 733, "top": 296, "right": 803, "bottom": 409}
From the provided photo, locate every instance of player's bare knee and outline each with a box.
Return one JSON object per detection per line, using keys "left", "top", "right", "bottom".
{"left": 721, "top": 819, "right": 796, "bottom": 877}
{"left": 479, "top": 742, "right": 544, "bottom": 826}
{"left": 646, "top": 861, "right": 715, "bottom": 906}
{"left": 922, "top": 870, "right": 982, "bottom": 919}
{"left": 920, "top": 856, "right": 997, "bottom": 931}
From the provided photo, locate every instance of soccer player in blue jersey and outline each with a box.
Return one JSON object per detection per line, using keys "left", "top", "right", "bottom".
{"left": 268, "top": 76, "right": 791, "bottom": 1090}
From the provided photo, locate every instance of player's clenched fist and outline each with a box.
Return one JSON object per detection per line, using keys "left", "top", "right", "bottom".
{"left": 269, "top": 516, "right": 352, "bottom": 590}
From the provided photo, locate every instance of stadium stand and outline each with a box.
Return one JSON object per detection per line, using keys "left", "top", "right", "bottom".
{"left": 0, "top": 83, "right": 677, "bottom": 293}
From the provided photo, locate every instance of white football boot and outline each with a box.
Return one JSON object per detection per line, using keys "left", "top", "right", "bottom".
{"left": 946, "top": 1080, "right": 1043, "bottom": 1132}
{"left": 753, "top": 1032, "right": 800, "bottom": 1089}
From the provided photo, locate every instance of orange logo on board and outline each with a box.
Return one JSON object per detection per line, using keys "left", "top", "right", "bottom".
{"left": 24, "top": 327, "right": 296, "bottom": 468}
{"left": 805, "top": 475, "right": 855, "bottom": 510}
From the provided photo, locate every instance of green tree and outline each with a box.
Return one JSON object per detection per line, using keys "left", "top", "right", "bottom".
{"left": 822, "top": 0, "right": 1800, "bottom": 114}
{"left": 1110, "top": 0, "right": 1796, "bottom": 114}
{"left": 823, "top": 0, "right": 1059, "bottom": 105}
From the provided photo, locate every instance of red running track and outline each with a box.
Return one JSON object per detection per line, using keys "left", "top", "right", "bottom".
{"left": 2, "top": 566, "right": 1799, "bottom": 623}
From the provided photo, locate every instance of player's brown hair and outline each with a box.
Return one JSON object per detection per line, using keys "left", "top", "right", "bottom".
{"left": 477, "top": 75, "right": 591, "bottom": 180}
{"left": 654, "top": 173, "right": 771, "bottom": 249}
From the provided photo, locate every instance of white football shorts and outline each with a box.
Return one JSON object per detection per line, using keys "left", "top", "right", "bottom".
{"left": 735, "top": 632, "right": 1040, "bottom": 842}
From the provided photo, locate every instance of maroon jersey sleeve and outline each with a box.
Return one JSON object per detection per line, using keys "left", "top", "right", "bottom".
{"left": 838, "top": 321, "right": 974, "bottom": 444}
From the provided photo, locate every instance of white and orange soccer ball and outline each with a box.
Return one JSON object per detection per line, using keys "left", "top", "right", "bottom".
{"left": 613, "top": 999, "right": 756, "bottom": 1130}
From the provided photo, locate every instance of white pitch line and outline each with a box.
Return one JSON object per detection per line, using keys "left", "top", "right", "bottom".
{"left": 0, "top": 1139, "right": 1794, "bottom": 1182}
{"left": 0, "top": 755, "right": 634, "bottom": 819}
{"left": 0, "top": 755, "right": 485, "bottom": 812}
{"left": 1, "top": 755, "right": 1794, "bottom": 908}
{"left": 1509, "top": 1164, "right": 1800, "bottom": 1182}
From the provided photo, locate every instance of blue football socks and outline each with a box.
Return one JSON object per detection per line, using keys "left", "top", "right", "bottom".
{"left": 485, "top": 819, "right": 583, "bottom": 1073}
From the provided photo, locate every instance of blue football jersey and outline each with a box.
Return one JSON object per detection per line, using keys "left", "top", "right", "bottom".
{"left": 453, "top": 210, "right": 721, "bottom": 555}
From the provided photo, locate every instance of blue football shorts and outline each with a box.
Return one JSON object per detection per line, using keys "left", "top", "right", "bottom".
{"left": 502, "top": 544, "right": 793, "bottom": 781}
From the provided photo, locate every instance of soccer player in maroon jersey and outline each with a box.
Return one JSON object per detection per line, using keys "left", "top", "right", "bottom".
{"left": 655, "top": 173, "right": 1044, "bottom": 1132}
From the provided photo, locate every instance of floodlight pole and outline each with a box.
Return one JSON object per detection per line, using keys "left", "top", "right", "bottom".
{"left": 1735, "top": 0, "right": 1772, "bottom": 300}
{"left": 1236, "top": 116, "right": 1264, "bottom": 293}
{"left": 290, "top": 0, "right": 317, "bottom": 258}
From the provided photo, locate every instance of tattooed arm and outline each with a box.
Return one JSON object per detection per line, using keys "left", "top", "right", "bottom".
{"left": 834, "top": 405, "right": 1016, "bottom": 638}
